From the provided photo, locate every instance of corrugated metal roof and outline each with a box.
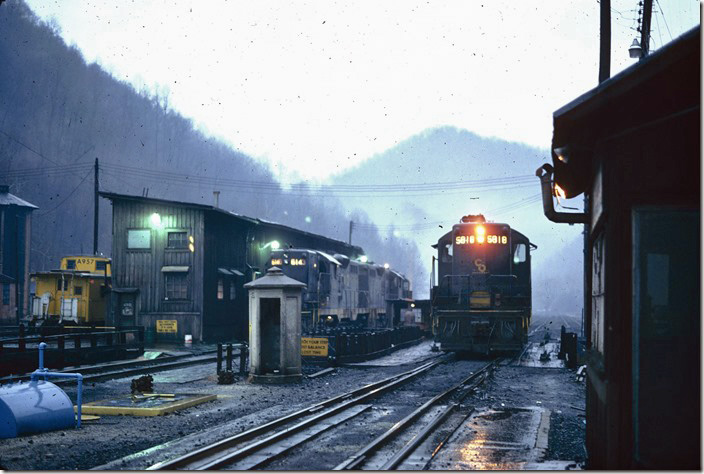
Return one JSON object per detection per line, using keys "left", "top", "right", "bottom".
{"left": 99, "top": 191, "right": 364, "bottom": 254}
{"left": 0, "top": 190, "right": 38, "bottom": 209}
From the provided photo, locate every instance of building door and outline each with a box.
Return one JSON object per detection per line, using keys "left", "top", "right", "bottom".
{"left": 260, "top": 298, "right": 280, "bottom": 374}
{"left": 632, "top": 208, "right": 699, "bottom": 468}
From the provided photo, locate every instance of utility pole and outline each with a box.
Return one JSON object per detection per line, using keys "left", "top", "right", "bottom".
{"left": 348, "top": 221, "right": 353, "bottom": 245}
{"left": 598, "top": 0, "right": 611, "bottom": 83}
{"left": 93, "top": 158, "right": 99, "bottom": 255}
{"left": 640, "top": 0, "right": 653, "bottom": 56}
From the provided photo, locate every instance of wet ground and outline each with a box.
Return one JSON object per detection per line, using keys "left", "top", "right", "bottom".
{"left": 0, "top": 324, "right": 586, "bottom": 470}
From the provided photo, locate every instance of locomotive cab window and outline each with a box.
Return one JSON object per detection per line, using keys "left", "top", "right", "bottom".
{"left": 513, "top": 243, "right": 527, "bottom": 264}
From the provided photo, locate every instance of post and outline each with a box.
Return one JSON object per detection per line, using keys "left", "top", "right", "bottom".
{"left": 18, "top": 323, "right": 25, "bottom": 351}
{"left": 217, "top": 343, "right": 223, "bottom": 374}
{"left": 598, "top": 0, "right": 611, "bottom": 83}
{"left": 239, "top": 344, "right": 247, "bottom": 376}
{"left": 640, "top": 0, "right": 653, "bottom": 56}
{"left": 58, "top": 335, "right": 65, "bottom": 369}
{"left": 138, "top": 326, "right": 144, "bottom": 352}
{"left": 226, "top": 344, "right": 233, "bottom": 372}
{"left": 348, "top": 220, "right": 353, "bottom": 245}
{"left": 93, "top": 158, "right": 99, "bottom": 255}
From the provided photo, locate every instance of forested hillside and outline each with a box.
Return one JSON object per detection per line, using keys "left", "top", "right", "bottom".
{"left": 0, "top": 0, "right": 424, "bottom": 290}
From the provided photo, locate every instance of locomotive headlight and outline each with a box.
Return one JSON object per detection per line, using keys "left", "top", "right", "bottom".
{"left": 359, "top": 255, "right": 368, "bottom": 263}
{"left": 476, "top": 225, "right": 486, "bottom": 235}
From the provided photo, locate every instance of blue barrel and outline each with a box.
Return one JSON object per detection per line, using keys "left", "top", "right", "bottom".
{"left": 0, "top": 380, "right": 75, "bottom": 438}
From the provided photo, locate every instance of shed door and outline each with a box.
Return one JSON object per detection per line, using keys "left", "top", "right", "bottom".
{"left": 632, "top": 208, "right": 699, "bottom": 468}
{"left": 260, "top": 298, "right": 281, "bottom": 373}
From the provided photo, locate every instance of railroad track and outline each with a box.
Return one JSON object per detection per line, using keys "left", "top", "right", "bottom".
{"left": 0, "top": 350, "right": 221, "bottom": 385}
{"left": 147, "top": 355, "right": 497, "bottom": 471}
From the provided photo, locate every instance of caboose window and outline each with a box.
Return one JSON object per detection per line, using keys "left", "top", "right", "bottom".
{"left": 66, "top": 259, "right": 76, "bottom": 270}
{"left": 95, "top": 260, "right": 107, "bottom": 271}
{"left": 217, "top": 278, "right": 224, "bottom": 300}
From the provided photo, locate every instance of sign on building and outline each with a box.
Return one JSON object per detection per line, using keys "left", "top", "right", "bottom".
{"left": 156, "top": 320, "right": 178, "bottom": 333}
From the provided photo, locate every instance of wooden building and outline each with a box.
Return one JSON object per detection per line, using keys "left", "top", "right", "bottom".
{"left": 100, "top": 192, "right": 364, "bottom": 343}
{"left": 0, "top": 185, "right": 37, "bottom": 324}
{"left": 536, "top": 27, "right": 699, "bottom": 469}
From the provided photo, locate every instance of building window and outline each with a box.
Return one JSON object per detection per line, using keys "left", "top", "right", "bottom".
{"left": 74, "top": 286, "right": 83, "bottom": 296}
{"left": 127, "top": 229, "right": 151, "bottom": 249}
{"left": 165, "top": 273, "right": 188, "bottom": 300}
{"left": 95, "top": 260, "right": 107, "bottom": 271}
{"left": 217, "top": 278, "right": 224, "bottom": 300}
{"left": 66, "top": 259, "right": 76, "bottom": 270}
{"left": 167, "top": 231, "right": 188, "bottom": 249}
{"left": 56, "top": 279, "right": 69, "bottom": 291}
{"left": 2, "top": 284, "right": 9, "bottom": 305}
{"left": 230, "top": 280, "right": 236, "bottom": 300}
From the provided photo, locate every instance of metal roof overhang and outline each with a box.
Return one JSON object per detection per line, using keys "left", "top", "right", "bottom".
{"left": 161, "top": 266, "right": 190, "bottom": 273}
{"left": 217, "top": 268, "right": 233, "bottom": 275}
{"left": 550, "top": 26, "right": 700, "bottom": 199}
{"left": 315, "top": 251, "right": 341, "bottom": 266}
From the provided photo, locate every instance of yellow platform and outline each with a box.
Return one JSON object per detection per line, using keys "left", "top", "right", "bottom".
{"left": 76, "top": 393, "right": 216, "bottom": 416}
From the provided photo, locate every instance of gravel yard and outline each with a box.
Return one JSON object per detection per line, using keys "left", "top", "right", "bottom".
{"left": 0, "top": 339, "right": 586, "bottom": 470}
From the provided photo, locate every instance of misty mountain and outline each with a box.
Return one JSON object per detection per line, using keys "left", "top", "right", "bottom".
{"left": 0, "top": 0, "right": 422, "bottom": 286}
{"left": 330, "top": 126, "right": 584, "bottom": 310}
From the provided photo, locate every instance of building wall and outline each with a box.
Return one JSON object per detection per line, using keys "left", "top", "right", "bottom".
{"left": 110, "top": 200, "right": 205, "bottom": 340}
{"left": 0, "top": 281, "right": 17, "bottom": 324}
{"left": 0, "top": 206, "right": 32, "bottom": 322}
{"left": 202, "top": 212, "right": 250, "bottom": 342}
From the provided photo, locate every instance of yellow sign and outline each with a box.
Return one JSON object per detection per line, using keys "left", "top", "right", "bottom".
{"left": 302, "top": 337, "right": 328, "bottom": 356}
{"left": 156, "top": 320, "right": 178, "bottom": 333}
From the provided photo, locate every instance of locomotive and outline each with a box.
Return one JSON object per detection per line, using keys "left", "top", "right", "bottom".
{"left": 267, "top": 248, "right": 413, "bottom": 332}
{"left": 430, "top": 214, "right": 534, "bottom": 354}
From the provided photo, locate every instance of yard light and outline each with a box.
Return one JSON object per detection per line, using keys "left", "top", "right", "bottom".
{"left": 383, "top": 263, "right": 390, "bottom": 269}
{"left": 150, "top": 212, "right": 162, "bottom": 228}
{"left": 359, "top": 255, "right": 368, "bottom": 263}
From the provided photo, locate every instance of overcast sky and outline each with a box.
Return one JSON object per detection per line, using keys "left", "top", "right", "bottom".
{"left": 24, "top": 0, "right": 699, "bottom": 182}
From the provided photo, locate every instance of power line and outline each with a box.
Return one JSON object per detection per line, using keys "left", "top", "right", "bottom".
{"left": 654, "top": 0, "right": 673, "bottom": 41}
{"left": 0, "top": 128, "right": 61, "bottom": 166}
{"left": 36, "top": 168, "right": 93, "bottom": 217}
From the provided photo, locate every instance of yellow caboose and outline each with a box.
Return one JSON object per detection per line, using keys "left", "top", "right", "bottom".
{"left": 31, "top": 256, "right": 111, "bottom": 324}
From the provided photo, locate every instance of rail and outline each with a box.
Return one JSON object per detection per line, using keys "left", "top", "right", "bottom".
{"left": 335, "top": 358, "right": 500, "bottom": 470}
{"left": 148, "top": 357, "right": 447, "bottom": 470}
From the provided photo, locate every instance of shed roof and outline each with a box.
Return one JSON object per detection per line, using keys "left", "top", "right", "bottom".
{"left": 551, "top": 26, "right": 700, "bottom": 198}
{"left": 0, "top": 185, "right": 38, "bottom": 209}
{"left": 99, "top": 191, "right": 364, "bottom": 256}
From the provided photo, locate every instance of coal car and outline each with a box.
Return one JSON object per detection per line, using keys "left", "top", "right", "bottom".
{"left": 431, "top": 214, "right": 534, "bottom": 354}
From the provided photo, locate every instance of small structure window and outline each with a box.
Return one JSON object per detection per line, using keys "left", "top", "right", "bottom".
{"left": 56, "top": 279, "right": 69, "bottom": 291}
{"left": 2, "top": 284, "right": 9, "bottom": 305}
{"left": 167, "top": 232, "right": 188, "bottom": 249}
{"left": 165, "top": 273, "right": 188, "bottom": 300}
{"left": 230, "top": 280, "right": 236, "bottom": 300}
{"left": 66, "top": 260, "right": 76, "bottom": 270}
{"left": 127, "top": 229, "right": 151, "bottom": 249}
{"left": 74, "top": 286, "right": 83, "bottom": 296}
{"left": 513, "top": 243, "right": 527, "bottom": 264}
{"left": 217, "top": 278, "right": 224, "bottom": 300}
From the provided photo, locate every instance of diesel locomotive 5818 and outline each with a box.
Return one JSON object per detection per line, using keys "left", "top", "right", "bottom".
{"left": 431, "top": 214, "right": 534, "bottom": 354}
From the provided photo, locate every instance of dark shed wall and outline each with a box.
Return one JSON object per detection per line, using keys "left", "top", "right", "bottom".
{"left": 110, "top": 199, "right": 204, "bottom": 340}
{"left": 202, "top": 212, "right": 250, "bottom": 342}
{"left": 0, "top": 207, "right": 32, "bottom": 322}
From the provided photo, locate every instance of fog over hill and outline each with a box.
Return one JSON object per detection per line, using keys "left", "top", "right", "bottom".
{"left": 0, "top": 0, "right": 422, "bottom": 284}
{"left": 331, "top": 126, "right": 584, "bottom": 312}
